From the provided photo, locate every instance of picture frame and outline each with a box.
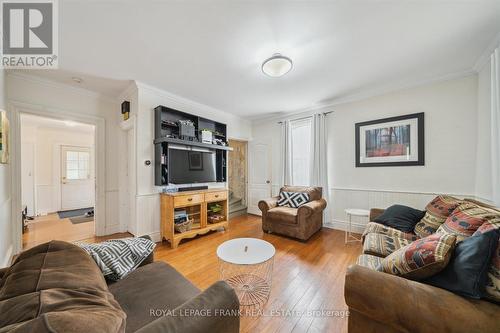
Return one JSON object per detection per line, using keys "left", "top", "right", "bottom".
{"left": 0, "top": 110, "right": 9, "bottom": 164}
{"left": 355, "top": 112, "right": 424, "bottom": 167}
{"left": 188, "top": 151, "right": 203, "bottom": 170}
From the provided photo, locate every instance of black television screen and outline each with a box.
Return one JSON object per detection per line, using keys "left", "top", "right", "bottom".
{"left": 168, "top": 149, "right": 217, "bottom": 184}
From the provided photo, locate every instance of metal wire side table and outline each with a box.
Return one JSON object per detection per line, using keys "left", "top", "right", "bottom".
{"left": 217, "top": 238, "right": 275, "bottom": 307}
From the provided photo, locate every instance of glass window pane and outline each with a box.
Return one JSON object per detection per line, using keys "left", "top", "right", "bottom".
{"left": 67, "top": 160, "right": 79, "bottom": 170}
{"left": 79, "top": 169, "right": 89, "bottom": 179}
{"left": 67, "top": 170, "right": 79, "bottom": 180}
{"left": 79, "top": 159, "right": 89, "bottom": 170}
{"left": 79, "top": 152, "right": 90, "bottom": 161}
{"left": 67, "top": 151, "right": 79, "bottom": 161}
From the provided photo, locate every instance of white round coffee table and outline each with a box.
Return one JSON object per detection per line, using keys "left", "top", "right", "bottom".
{"left": 217, "top": 238, "right": 275, "bottom": 306}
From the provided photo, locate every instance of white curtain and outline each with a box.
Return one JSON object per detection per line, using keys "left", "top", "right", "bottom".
{"left": 310, "top": 113, "right": 330, "bottom": 222}
{"left": 492, "top": 47, "right": 500, "bottom": 206}
{"left": 280, "top": 120, "right": 292, "bottom": 187}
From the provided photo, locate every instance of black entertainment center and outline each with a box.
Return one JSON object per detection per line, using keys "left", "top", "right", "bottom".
{"left": 153, "top": 105, "right": 232, "bottom": 186}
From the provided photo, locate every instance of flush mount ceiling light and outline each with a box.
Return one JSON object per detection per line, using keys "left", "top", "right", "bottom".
{"left": 262, "top": 53, "right": 293, "bottom": 77}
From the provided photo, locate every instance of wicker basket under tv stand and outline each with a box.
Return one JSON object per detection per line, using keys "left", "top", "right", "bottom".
{"left": 160, "top": 188, "right": 229, "bottom": 248}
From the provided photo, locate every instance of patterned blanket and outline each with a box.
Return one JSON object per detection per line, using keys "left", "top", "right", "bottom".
{"left": 78, "top": 237, "right": 156, "bottom": 281}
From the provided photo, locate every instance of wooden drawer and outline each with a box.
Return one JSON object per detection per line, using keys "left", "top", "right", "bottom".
{"left": 205, "top": 191, "right": 227, "bottom": 202}
{"left": 174, "top": 194, "right": 204, "bottom": 207}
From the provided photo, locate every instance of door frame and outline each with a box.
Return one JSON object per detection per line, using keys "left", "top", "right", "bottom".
{"left": 9, "top": 100, "right": 106, "bottom": 255}
{"left": 227, "top": 138, "right": 249, "bottom": 210}
{"left": 21, "top": 141, "right": 36, "bottom": 216}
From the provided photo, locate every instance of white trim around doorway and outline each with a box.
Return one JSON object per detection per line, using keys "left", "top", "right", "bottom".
{"left": 9, "top": 100, "right": 106, "bottom": 255}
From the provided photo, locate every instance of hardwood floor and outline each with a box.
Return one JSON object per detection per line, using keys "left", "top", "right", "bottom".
{"left": 23, "top": 213, "right": 95, "bottom": 249}
{"left": 153, "top": 214, "right": 361, "bottom": 333}
{"left": 24, "top": 213, "right": 361, "bottom": 332}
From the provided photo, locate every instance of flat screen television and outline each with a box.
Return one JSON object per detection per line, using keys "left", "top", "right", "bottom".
{"left": 168, "top": 148, "right": 217, "bottom": 184}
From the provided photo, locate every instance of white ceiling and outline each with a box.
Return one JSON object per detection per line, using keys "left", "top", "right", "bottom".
{"left": 19, "top": 1, "right": 500, "bottom": 118}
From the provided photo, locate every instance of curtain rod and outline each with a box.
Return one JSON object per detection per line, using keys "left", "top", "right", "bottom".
{"left": 277, "top": 111, "right": 333, "bottom": 124}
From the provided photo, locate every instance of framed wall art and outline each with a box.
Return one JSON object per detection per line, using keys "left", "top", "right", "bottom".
{"left": 355, "top": 112, "right": 424, "bottom": 167}
{"left": 0, "top": 110, "right": 9, "bottom": 164}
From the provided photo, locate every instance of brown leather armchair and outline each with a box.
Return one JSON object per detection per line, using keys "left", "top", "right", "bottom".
{"left": 258, "top": 186, "right": 327, "bottom": 241}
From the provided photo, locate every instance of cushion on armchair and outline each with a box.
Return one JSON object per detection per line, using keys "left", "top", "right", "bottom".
{"left": 414, "top": 195, "right": 462, "bottom": 238}
{"left": 267, "top": 206, "right": 298, "bottom": 224}
{"left": 373, "top": 204, "right": 426, "bottom": 233}
{"left": 378, "top": 233, "right": 457, "bottom": 280}
{"left": 277, "top": 191, "right": 310, "bottom": 208}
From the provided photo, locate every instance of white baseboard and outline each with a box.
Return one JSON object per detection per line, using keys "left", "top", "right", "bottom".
{"left": 147, "top": 231, "right": 161, "bottom": 243}
{"left": 104, "top": 224, "right": 123, "bottom": 235}
{"left": 2, "top": 245, "right": 13, "bottom": 268}
{"left": 324, "top": 219, "right": 365, "bottom": 234}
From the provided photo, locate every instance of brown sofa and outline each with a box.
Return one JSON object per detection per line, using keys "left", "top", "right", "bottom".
{"left": 258, "top": 186, "right": 327, "bottom": 241}
{"left": 0, "top": 239, "right": 239, "bottom": 333}
{"left": 344, "top": 200, "right": 500, "bottom": 333}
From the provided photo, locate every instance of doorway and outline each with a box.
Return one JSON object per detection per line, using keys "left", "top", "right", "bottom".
{"left": 20, "top": 114, "right": 96, "bottom": 249}
{"left": 228, "top": 139, "right": 248, "bottom": 218}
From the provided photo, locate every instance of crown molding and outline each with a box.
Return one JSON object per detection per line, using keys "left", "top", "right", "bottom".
{"left": 6, "top": 71, "right": 118, "bottom": 103}
{"left": 135, "top": 81, "right": 238, "bottom": 119}
{"left": 251, "top": 69, "right": 476, "bottom": 124}
{"left": 473, "top": 30, "right": 500, "bottom": 72}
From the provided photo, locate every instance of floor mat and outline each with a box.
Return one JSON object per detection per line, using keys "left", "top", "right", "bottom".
{"left": 58, "top": 207, "right": 93, "bottom": 219}
{"left": 69, "top": 216, "right": 94, "bottom": 224}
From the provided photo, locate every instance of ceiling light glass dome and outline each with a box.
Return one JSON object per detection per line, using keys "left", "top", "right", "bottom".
{"left": 262, "top": 53, "right": 293, "bottom": 77}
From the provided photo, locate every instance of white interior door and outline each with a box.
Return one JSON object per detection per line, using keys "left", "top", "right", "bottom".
{"left": 21, "top": 142, "right": 35, "bottom": 216}
{"left": 61, "top": 146, "right": 95, "bottom": 211}
{"left": 247, "top": 142, "right": 272, "bottom": 215}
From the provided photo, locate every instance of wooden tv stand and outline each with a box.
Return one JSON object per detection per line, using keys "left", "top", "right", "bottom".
{"left": 160, "top": 189, "right": 229, "bottom": 248}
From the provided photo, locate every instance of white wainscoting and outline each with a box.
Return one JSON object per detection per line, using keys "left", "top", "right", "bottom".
{"left": 272, "top": 184, "right": 475, "bottom": 234}
{"left": 327, "top": 188, "right": 475, "bottom": 233}
{"left": 135, "top": 193, "right": 161, "bottom": 242}
{"left": 104, "top": 190, "right": 122, "bottom": 234}
{"left": 36, "top": 184, "right": 55, "bottom": 215}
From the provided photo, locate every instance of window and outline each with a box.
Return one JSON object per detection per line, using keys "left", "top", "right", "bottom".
{"left": 290, "top": 118, "right": 312, "bottom": 186}
{"left": 65, "top": 150, "right": 90, "bottom": 180}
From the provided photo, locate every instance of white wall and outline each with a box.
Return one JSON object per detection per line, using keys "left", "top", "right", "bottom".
{"left": 7, "top": 73, "right": 123, "bottom": 236}
{"left": 252, "top": 75, "right": 480, "bottom": 232}
{"left": 21, "top": 125, "right": 95, "bottom": 215}
{"left": 475, "top": 60, "right": 493, "bottom": 202}
{"left": 127, "top": 83, "right": 252, "bottom": 240}
{"left": 0, "top": 68, "right": 13, "bottom": 267}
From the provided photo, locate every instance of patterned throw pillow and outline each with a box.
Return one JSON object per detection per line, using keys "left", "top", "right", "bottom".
{"left": 474, "top": 220, "right": 500, "bottom": 303}
{"left": 378, "top": 233, "right": 456, "bottom": 280}
{"left": 277, "top": 191, "right": 310, "bottom": 208}
{"left": 437, "top": 203, "right": 494, "bottom": 242}
{"left": 414, "top": 195, "right": 462, "bottom": 238}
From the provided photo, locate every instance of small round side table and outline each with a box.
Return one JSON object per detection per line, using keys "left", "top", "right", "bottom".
{"left": 345, "top": 208, "right": 370, "bottom": 244}
{"left": 217, "top": 238, "right": 275, "bottom": 307}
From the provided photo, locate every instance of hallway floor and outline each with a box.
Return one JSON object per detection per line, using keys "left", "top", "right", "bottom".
{"left": 23, "top": 214, "right": 95, "bottom": 250}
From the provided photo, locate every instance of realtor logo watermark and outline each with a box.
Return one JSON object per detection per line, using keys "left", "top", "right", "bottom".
{"left": 1, "top": 0, "right": 58, "bottom": 68}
